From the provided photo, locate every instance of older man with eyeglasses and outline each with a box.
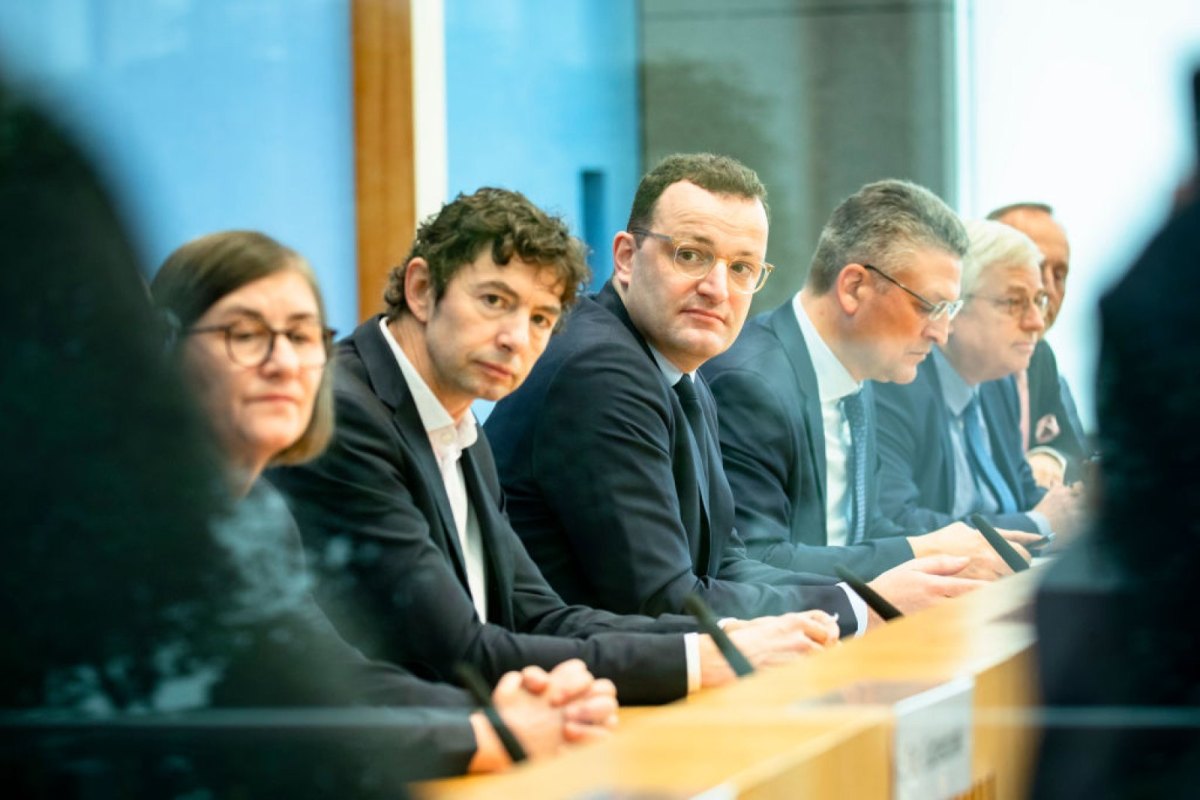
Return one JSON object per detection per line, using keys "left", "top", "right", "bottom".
{"left": 873, "top": 218, "right": 1087, "bottom": 539}
{"left": 701, "top": 180, "right": 1042, "bottom": 590}
{"left": 486, "top": 157, "right": 989, "bottom": 638}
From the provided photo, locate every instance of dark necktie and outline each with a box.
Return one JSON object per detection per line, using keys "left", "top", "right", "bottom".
{"left": 962, "top": 395, "right": 1018, "bottom": 513}
{"left": 673, "top": 375, "right": 711, "bottom": 490}
{"left": 840, "top": 391, "right": 869, "bottom": 544}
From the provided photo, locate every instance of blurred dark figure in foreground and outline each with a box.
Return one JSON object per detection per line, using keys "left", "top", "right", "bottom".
{"left": 0, "top": 81, "right": 237, "bottom": 712}
{"left": 0, "top": 82, "right": 440, "bottom": 797}
{"left": 1033, "top": 188, "right": 1200, "bottom": 796}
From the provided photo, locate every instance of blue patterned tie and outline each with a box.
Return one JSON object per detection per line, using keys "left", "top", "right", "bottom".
{"left": 962, "top": 395, "right": 1018, "bottom": 513}
{"left": 841, "top": 391, "right": 868, "bottom": 544}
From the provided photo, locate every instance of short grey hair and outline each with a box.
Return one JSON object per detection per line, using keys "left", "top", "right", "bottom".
{"left": 960, "top": 218, "right": 1042, "bottom": 294}
{"left": 807, "top": 179, "right": 968, "bottom": 294}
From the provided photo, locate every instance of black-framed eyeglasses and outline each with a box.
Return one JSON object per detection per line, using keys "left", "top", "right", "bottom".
{"left": 629, "top": 228, "right": 774, "bottom": 294}
{"left": 864, "top": 264, "right": 963, "bottom": 322}
{"left": 965, "top": 291, "right": 1050, "bottom": 319}
{"left": 188, "top": 317, "right": 335, "bottom": 368}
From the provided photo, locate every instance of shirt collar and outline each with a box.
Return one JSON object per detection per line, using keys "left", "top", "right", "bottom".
{"left": 792, "top": 293, "right": 861, "bottom": 403}
{"left": 648, "top": 345, "right": 694, "bottom": 387}
{"left": 932, "top": 346, "right": 976, "bottom": 417}
{"left": 379, "top": 317, "right": 478, "bottom": 454}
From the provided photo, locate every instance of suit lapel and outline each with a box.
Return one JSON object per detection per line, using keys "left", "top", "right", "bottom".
{"left": 596, "top": 283, "right": 715, "bottom": 572}
{"left": 350, "top": 318, "right": 472, "bottom": 586}
{"left": 921, "top": 357, "right": 959, "bottom": 505}
{"left": 768, "top": 305, "right": 828, "bottom": 516}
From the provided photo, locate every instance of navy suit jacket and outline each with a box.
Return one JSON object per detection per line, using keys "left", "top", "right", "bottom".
{"left": 269, "top": 317, "right": 697, "bottom": 705}
{"left": 700, "top": 303, "right": 915, "bottom": 579}
{"left": 872, "top": 356, "right": 1047, "bottom": 533}
{"left": 484, "top": 284, "right": 854, "bottom": 632}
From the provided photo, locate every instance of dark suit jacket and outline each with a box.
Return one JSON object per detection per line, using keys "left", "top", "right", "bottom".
{"left": 1026, "top": 339, "right": 1092, "bottom": 482}
{"left": 484, "top": 284, "right": 854, "bottom": 631}
{"left": 873, "top": 356, "right": 1047, "bottom": 534}
{"left": 269, "top": 318, "right": 696, "bottom": 706}
{"left": 700, "top": 303, "right": 915, "bottom": 579}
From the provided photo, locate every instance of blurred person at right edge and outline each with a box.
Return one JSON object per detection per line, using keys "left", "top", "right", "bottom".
{"left": 988, "top": 202, "right": 1097, "bottom": 488}
{"left": 1033, "top": 175, "right": 1200, "bottom": 796}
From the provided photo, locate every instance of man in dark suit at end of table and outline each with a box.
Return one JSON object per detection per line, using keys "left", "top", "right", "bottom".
{"left": 702, "top": 179, "right": 1043, "bottom": 582}
{"left": 486, "top": 154, "right": 982, "bottom": 638}
{"left": 270, "top": 187, "right": 838, "bottom": 707}
{"left": 988, "top": 202, "right": 1093, "bottom": 487}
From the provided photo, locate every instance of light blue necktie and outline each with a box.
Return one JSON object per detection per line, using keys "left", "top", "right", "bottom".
{"left": 962, "top": 395, "right": 1017, "bottom": 513}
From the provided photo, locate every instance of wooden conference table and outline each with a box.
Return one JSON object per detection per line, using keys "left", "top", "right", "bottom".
{"left": 420, "top": 569, "right": 1042, "bottom": 799}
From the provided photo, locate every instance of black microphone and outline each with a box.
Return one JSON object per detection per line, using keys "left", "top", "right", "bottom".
{"left": 833, "top": 565, "right": 903, "bottom": 621}
{"left": 455, "top": 662, "right": 528, "bottom": 763}
{"left": 969, "top": 513, "right": 1030, "bottom": 573}
{"left": 683, "top": 593, "right": 755, "bottom": 677}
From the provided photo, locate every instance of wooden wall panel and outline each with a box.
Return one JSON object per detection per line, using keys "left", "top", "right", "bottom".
{"left": 352, "top": 0, "right": 415, "bottom": 322}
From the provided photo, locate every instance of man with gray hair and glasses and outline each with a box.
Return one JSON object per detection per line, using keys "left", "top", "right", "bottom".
{"left": 873, "top": 218, "right": 1086, "bottom": 538}
{"left": 988, "top": 202, "right": 1093, "bottom": 488}
{"left": 703, "top": 179, "right": 1042, "bottom": 583}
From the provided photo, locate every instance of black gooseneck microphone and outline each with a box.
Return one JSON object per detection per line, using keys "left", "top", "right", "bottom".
{"left": 970, "top": 513, "right": 1030, "bottom": 573}
{"left": 833, "top": 565, "right": 904, "bottom": 621}
{"left": 456, "top": 662, "right": 528, "bottom": 763}
{"left": 683, "top": 593, "right": 755, "bottom": 677}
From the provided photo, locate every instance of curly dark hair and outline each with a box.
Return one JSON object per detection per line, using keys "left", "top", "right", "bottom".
{"left": 383, "top": 187, "right": 590, "bottom": 322}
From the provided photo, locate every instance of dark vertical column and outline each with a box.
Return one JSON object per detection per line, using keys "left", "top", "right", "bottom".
{"left": 581, "top": 168, "right": 609, "bottom": 286}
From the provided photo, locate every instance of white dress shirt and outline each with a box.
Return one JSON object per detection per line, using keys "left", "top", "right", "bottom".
{"left": 380, "top": 318, "right": 489, "bottom": 622}
{"left": 787, "top": 297, "right": 870, "bottom": 635}
{"left": 792, "top": 295, "right": 863, "bottom": 548}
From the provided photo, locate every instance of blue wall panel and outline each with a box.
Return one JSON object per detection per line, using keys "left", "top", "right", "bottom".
{"left": 0, "top": 0, "right": 359, "bottom": 336}
{"left": 445, "top": 0, "right": 641, "bottom": 287}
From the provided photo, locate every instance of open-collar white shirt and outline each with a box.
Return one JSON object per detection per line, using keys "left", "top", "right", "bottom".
{"left": 792, "top": 294, "right": 864, "bottom": 548}
{"left": 381, "top": 318, "right": 489, "bottom": 622}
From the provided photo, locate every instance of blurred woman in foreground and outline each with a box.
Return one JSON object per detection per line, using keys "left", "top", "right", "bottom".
{"left": 149, "top": 230, "right": 618, "bottom": 774}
